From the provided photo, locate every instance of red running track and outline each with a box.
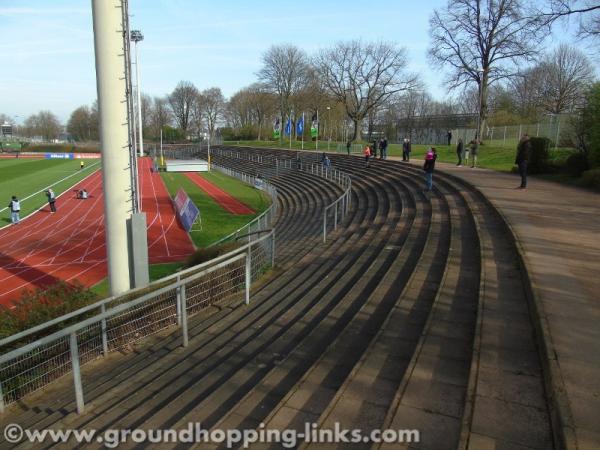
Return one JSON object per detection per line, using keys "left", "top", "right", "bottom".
{"left": 0, "top": 158, "right": 194, "bottom": 306}
{"left": 185, "top": 172, "right": 255, "bottom": 215}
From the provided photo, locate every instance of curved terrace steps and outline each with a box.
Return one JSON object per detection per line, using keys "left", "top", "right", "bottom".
{"left": 1, "top": 147, "right": 554, "bottom": 450}
{"left": 0, "top": 167, "right": 330, "bottom": 420}
{"left": 222, "top": 147, "right": 554, "bottom": 450}
{"left": 0, "top": 158, "right": 359, "bottom": 444}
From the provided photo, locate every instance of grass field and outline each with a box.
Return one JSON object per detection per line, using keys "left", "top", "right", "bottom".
{"left": 160, "top": 170, "right": 271, "bottom": 248}
{"left": 0, "top": 158, "right": 100, "bottom": 225}
{"left": 224, "top": 140, "right": 575, "bottom": 173}
{"left": 90, "top": 262, "right": 185, "bottom": 298}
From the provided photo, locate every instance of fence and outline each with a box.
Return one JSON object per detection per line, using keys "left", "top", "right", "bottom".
{"left": 452, "top": 115, "right": 572, "bottom": 148}
{"left": 208, "top": 163, "right": 278, "bottom": 247}
{"left": 0, "top": 232, "right": 275, "bottom": 413}
{"left": 207, "top": 148, "right": 353, "bottom": 243}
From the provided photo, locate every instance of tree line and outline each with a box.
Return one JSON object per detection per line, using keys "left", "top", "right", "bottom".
{"left": 2, "top": 0, "right": 598, "bottom": 150}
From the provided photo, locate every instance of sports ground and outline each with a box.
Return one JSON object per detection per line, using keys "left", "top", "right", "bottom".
{"left": 0, "top": 156, "right": 267, "bottom": 305}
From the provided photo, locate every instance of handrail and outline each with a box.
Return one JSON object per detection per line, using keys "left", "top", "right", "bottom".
{"left": 0, "top": 231, "right": 274, "bottom": 350}
{"left": 0, "top": 252, "right": 248, "bottom": 366}
{"left": 208, "top": 148, "right": 353, "bottom": 244}
{"left": 207, "top": 163, "right": 278, "bottom": 247}
{"left": 0, "top": 230, "right": 275, "bottom": 412}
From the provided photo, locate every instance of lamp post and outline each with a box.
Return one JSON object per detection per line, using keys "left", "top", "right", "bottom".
{"left": 476, "top": 68, "right": 485, "bottom": 141}
{"left": 131, "top": 30, "right": 144, "bottom": 157}
{"left": 327, "top": 106, "right": 331, "bottom": 151}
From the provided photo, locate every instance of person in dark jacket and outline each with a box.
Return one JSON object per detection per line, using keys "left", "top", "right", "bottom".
{"left": 380, "top": 137, "right": 388, "bottom": 160}
{"left": 402, "top": 138, "right": 411, "bottom": 162}
{"left": 515, "top": 134, "right": 532, "bottom": 189}
{"left": 372, "top": 139, "right": 378, "bottom": 158}
{"left": 447, "top": 130, "right": 452, "bottom": 146}
{"left": 456, "top": 138, "right": 464, "bottom": 166}
{"left": 346, "top": 140, "right": 352, "bottom": 155}
{"left": 423, "top": 148, "right": 437, "bottom": 191}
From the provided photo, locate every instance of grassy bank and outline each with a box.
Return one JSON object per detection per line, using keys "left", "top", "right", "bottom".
{"left": 223, "top": 140, "right": 575, "bottom": 173}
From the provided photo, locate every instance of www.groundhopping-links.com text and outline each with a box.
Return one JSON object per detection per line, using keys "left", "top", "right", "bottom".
{"left": 4, "top": 422, "right": 420, "bottom": 448}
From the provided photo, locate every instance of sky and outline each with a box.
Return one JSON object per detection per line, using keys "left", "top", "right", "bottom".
{"left": 0, "top": 0, "right": 592, "bottom": 124}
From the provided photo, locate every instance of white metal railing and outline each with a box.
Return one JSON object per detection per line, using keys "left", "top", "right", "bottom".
{"left": 0, "top": 232, "right": 275, "bottom": 413}
{"left": 209, "top": 148, "right": 353, "bottom": 243}
{"left": 295, "top": 162, "right": 352, "bottom": 243}
{"left": 208, "top": 164, "right": 278, "bottom": 247}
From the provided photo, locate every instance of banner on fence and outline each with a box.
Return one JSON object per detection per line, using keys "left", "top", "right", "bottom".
{"left": 45, "top": 153, "right": 74, "bottom": 159}
{"left": 173, "top": 188, "right": 200, "bottom": 231}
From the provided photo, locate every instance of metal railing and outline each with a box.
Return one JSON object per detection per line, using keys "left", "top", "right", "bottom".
{"left": 0, "top": 232, "right": 275, "bottom": 413}
{"left": 208, "top": 164, "right": 278, "bottom": 247}
{"left": 208, "top": 149, "right": 353, "bottom": 243}
{"left": 295, "top": 162, "right": 352, "bottom": 243}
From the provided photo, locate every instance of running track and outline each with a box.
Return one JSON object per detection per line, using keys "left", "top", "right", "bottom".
{"left": 0, "top": 158, "right": 194, "bottom": 306}
{"left": 185, "top": 172, "right": 255, "bottom": 215}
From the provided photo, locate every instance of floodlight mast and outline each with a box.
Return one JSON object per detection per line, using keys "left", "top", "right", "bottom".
{"left": 91, "top": 0, "right": 134, "bottom": 295}
{"left": 131, "top": 29, "right": 144, "bottom": 157}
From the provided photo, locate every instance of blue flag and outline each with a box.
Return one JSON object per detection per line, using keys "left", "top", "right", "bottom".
{"left": 296, "top": 114, "right": 304, "bottom": 136}
{"left": 285, "top": 117, "right": 292, "bottom": 136}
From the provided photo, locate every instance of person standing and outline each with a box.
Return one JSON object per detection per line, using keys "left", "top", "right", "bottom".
{"left": 447, "top": 130, "right": 453, "bottom": 146}
{"left": 46, "top": 188, "right": 57, "bottom": 213}
{"left": 80, "top": 160, "right": 85, "bottom": 170}
{"left": 423, "top": 148, "right": 437, "bottom": 191}
{"left": 515, "top": 134, "right": 532, "bottom": 189}
{"left": 468, "top": 137, "right": 480, "bottom": 168}
{"left": 380, "top": 136, "right": 388, "bottom": 160}
{"left": 8, "top": 196, "right": 20, "bottom": 224}
{"left": 456, "top": 138, "right": 464, "bottom": 166}
{"left": 372, "top": 139, "right": 378, "bottom": 158}
{"left": 364, "top": 145, "right": 371, "bottom": 168}
{"left": 402, "top": 137, "right": 411, "bottom": 162}
{"left": 346, "top": 140, "right": 352, "bottom": 155}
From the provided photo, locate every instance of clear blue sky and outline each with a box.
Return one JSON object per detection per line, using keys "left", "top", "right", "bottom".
{"left": 0, "top": 0, "right": 589, "bottom": 123}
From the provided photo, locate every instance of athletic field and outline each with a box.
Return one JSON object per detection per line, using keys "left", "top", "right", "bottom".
{"left": 0, "top": 157, "right": 270, "bottom": 304}
{"left": 0, "top": 158, "right": 99, "bottom": 223}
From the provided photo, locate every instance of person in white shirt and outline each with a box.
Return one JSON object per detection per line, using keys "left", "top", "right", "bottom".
{"left": 8, "top": 196, "right": 20, "bottom": 224}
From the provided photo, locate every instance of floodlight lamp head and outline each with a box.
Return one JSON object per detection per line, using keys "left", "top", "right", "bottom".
{"left": 130, "top": 30, "right": 144, "bottom": 42}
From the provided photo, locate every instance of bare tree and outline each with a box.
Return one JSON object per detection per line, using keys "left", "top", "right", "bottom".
{"left": 199, "top": 87, "right": 226, "bottom": 141}
{"left": 67, "top": 106, "right": 94, "bottom": 141}
{"left": 429, "top": 0, "right": 547, "bottom": 139}
{"left": 536, "top": 1, "right": 600, "bottom": 41}
{"left": 149, "top": 96, "right": 172, "bottom": 139}
{"left": 536, "top": 44, "right": 595, "bottom": 113}
{"left": 168, "top": 81, "right": 198, "bottom": 134}
{"left": 315, "top": 40, "right": 418, "bottom": 141}
{"left": 23, "top": 111, "right": 62, "bottom": 140}
{"left": 257, "top": 44, "right": 309, "bottom": 139}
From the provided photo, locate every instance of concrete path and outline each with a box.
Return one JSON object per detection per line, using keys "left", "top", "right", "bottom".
{"left": 402, "top": 157, "right": 600, "bottom": 449}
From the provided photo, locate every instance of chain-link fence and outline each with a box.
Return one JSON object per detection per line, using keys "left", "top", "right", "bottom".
{"left": 0, "top": 233, "right": 274, "bottom": 412}
{"left": 452, "top": 115, "right": 573, "bottom": 148}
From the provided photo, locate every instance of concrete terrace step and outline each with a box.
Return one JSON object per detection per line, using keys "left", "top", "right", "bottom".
{"left": 0, "top": 146, "right": 561, "bottom": 450}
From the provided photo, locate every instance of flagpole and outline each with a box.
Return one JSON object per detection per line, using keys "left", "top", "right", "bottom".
{"left": 316, "top": 109, "right": 319, "bottom": 151}
{"left": 301, "top": 112, "right": 304, "bottom": 150}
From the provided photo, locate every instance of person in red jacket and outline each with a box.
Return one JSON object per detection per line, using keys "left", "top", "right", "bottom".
{"left": 423, "top": 148, "right": 437, "bottom": 191}
{"left": 364, "top": 145, "right": 371, "bottom": 168}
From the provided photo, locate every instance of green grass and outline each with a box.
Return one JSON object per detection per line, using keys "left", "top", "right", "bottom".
{"left": 224, "top": 140, "right": 576, "bottom": 173}
{"left": 160, "top": 171, "right": 271, "bottom": 248}
{"left": 0, "top": 158, "right": 100, "bottom": 225}
{"left": 90, "top": 262, "right": 185, "bottom": 299}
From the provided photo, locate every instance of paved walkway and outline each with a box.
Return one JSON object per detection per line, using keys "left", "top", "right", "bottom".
{"left": 398, "top": 157, "right": 600, "bottom": 449}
